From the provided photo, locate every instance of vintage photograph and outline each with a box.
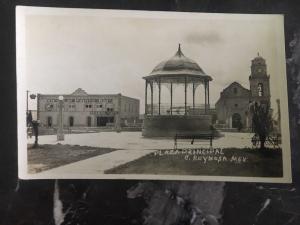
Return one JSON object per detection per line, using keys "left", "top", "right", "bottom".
{"left": 17, "top": 7, "right": 291, "bottom": 182}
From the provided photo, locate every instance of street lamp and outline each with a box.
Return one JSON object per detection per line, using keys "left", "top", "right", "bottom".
{"left": 28, "top": 91, "right": 39, "bottom": 147}
{"left": 57, "top": 95, "right": 64, "bottom": 141}
{"left": 26, "top": 91, "right": 39, "bottom": 141}
{"left": 26, "top": 91, "right": 37, "bottom": 112}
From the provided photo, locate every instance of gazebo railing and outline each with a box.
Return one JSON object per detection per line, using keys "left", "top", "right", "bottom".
{"left": 146, "top": 103, "right": 214, "bottom": 115}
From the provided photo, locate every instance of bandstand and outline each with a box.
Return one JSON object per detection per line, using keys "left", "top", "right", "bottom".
{"left": 142, "top": 44, "right": 213, "bottom": 137}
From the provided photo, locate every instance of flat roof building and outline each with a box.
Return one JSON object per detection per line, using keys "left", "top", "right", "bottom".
{"left": 37, "top": 88, "right": 140, "bottom": 129}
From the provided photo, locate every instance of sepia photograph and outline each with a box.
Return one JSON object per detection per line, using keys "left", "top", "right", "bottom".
{"left": 17, "top": 6, "right": 291, "bottom": 182}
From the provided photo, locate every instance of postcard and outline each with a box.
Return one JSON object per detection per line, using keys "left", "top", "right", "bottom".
{"left": 17, "top": 6, "right": 292, "bottom": 182}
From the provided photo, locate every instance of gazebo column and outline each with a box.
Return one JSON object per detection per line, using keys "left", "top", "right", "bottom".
{"left": 145, "top": 80, "right": 148, "bottom": 115}
{"left": 170, "top": 82, "right": 173, "bottom": 115}
{"left": 150, "top": 81, "right": 153, "bottom": 115}
{"left": 204, "top": 81, "right": 207, "bottom": 113}
{"left": 158, "top": 78, "right": 161, "bottom": 115}
{"left": 192, "top": 82, "right": 195, "bottom": 109}
{"left": 207, "top": 81, "right": 210, "bottom": 110}
{"left": 184, "top": 76, "right": 187, "bottom": 115}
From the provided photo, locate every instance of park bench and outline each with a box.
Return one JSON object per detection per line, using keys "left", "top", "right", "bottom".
{"left": 251, "top": 133, "right": 281, "bottom": 148}
{"left": 174, "top": 132, "right": 214, "bottom": 149}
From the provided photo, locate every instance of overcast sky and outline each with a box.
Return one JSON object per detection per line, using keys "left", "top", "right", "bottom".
{"left": 22, "top": 8, "right": 285, "bottom": 112}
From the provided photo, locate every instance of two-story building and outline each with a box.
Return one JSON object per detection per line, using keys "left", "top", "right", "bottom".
{"left": 37, "top": 88, "right": 140, "bottom": 129}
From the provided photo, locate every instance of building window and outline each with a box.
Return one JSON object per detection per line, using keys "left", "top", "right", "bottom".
{"left": 97, "top": 104, "right": 102, "bottom": 108}
{"left": 85, "top": 104, "right": 92, "bottom": 108}
{"left": 258, "top": 83, "right": 264, "bottom": 97}
{"left": 234, "top": 104, "right": 238, "bottom": 107}
{"left": 233, "top": 88, "right": 237, "bottom": 95}
{"left": 46, "top": 104, "right": 54, "bottom": 111}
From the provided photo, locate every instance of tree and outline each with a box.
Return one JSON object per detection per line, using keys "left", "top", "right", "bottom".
{"left": 251, "top": 102, "right": 273, "bottom": 149}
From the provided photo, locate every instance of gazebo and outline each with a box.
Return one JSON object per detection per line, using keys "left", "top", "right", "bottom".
{"left": 142, "top": 44, "right": 213, "bottom": 137}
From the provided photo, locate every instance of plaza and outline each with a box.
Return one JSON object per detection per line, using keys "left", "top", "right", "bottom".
{"left": 28, "top": 131, "right": 253, "bottom": 151}
{"left": 27, "top": 131, "right": 256, "bottom": 176}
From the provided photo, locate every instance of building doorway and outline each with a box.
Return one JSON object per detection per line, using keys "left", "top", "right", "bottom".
{"left": 47, "top": 116, "right": 52, "bottom": 127}
{"left": 232, "top": 113, "right": 242, "bottom": 129}
{"left": 96, "top": 116, "right": 114, "bottom": 126}
{"left": 87, "top": 116, "right": 92, "bottom": 127}
{"left": 69, "top": 116, "right": 74, "bottom": 127}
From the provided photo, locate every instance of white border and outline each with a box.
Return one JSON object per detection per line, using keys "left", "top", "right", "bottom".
{"left": 16, "top": 6, "right": 292, "bottom": 183}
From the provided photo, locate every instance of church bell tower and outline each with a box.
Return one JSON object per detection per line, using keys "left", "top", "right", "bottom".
{"left": 249, "top": 53, "right": 270, "bottom": 105}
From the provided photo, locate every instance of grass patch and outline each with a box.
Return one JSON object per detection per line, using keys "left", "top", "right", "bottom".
{"left": 28, "top": 143, "right": 117, "bottom": 173}
{"left": 105, "top": 147, "right": 283, "bottom": 177}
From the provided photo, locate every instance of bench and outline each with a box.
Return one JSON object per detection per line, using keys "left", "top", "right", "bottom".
{"left": 174, "top": 132, "right": 214, "bottom": 149}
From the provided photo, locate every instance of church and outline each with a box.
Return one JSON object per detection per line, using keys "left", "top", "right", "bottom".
{"left": 215, "top": 53, "right": 271, "bottom": 130}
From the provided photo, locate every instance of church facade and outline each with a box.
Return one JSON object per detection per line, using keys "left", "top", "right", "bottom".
{"left": 215, "top": 54, "right": 271, "bottom": 130}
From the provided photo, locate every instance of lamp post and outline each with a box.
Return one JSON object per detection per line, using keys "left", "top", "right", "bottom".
{"left": 27, "top": 90, "right": 39, "bottom": 146}
{"left": 57, "top": 95, "right": 64, "bottom": 141}
{"left": 26, "top": 91, "right": 37, "bottom": 139}
{"left": 26, "top": 91, "right": 37, "bottom": 113}
{"left": 26, "top": 90, "right": 29, "bottom": 114}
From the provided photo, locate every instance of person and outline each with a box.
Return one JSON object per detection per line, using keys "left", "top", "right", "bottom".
{"left": 26, "top": 111, "right": 33, "bottom": 138}
{"left": 27, "top": 110, "right": 33, "bottom": 127}
{"left": 31, "top": 120, "right": 39, "bottom": 148}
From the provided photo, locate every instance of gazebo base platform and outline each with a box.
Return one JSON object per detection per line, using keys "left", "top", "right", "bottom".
{"left": 142, "top": 115, "right": 213, "bottom": 137}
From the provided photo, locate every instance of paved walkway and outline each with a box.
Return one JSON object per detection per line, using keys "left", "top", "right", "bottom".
{"left": 37, "top": 149, "right": 155, "bottom": 176}
{"left": 28, "top": 131, "right": 253, "bottom": 150}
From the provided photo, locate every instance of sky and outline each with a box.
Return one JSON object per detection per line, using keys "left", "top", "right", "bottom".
{"left": 22, "top": 8, "right": 286, "bottom": 113}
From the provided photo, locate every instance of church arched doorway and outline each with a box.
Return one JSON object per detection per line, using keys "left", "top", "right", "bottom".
{"left": 232, "top": 113, "right": 242, "bottom": 129}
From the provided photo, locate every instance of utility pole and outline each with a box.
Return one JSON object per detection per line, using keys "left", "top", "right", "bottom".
{"left": 26, "top": 90, "right": 29, "bottom": 114}
{"left": 57, "top": 95, "right": 65, "bottom": 141}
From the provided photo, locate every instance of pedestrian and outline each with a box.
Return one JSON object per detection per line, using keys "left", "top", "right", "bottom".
{"left": 27, "top": 110, "right": 33, "bottom": 127}
{"left": 32, "top": 120, "right": 39, "bottom": 148}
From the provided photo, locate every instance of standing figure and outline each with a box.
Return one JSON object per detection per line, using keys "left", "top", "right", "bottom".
{"left": 27, "top": 110, "right": 33, "bottom": 127}
{"left": 31, "top": 120, "right": 39, "bottom": 148}
{"left": 26, "top": 111, "right": 33, "bottom": 138}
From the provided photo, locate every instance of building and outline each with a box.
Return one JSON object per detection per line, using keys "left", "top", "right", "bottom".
{"left": 37, "top": 88, "right": 140, "bottom": 128}
{"left": 142, "top": 44, "right": 213, "bottom": 137}
{"left": 215, "top": 53, "right": 271, "bottom": 129}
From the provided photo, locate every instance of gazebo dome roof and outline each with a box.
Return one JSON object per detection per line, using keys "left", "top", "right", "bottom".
{"left": 149, "top": 44, "right": 208, "bottom": 77}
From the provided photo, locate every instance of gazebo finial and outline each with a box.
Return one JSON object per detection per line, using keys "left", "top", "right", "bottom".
{"left": 177, "top": 43, "right": 183, "bottom": 56}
